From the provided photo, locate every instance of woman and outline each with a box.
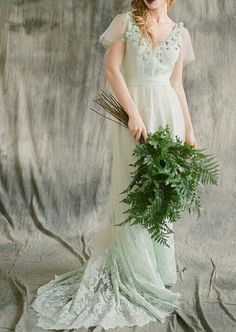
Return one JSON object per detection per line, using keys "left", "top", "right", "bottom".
{"left": 31, "top": 0, "right": 197, "bottom": 329}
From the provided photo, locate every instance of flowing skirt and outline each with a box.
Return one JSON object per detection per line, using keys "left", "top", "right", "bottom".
{"left": 30, "top": 80, "right": 185, "bottom": 330}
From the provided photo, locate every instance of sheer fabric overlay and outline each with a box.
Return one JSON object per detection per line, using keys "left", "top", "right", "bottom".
{"left": 99, "top": 12, "right": 196, "bottom": 66}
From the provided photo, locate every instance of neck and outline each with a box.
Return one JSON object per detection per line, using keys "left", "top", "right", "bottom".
{"left": 149, "top": 5, "right": 168, "bottom": 23}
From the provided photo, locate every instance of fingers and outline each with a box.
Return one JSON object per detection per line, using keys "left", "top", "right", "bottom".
{"left": 128, "top": 117, "right": 148, "bottom": 143}
{"left": 191, "top": 141, "right": 198, "bottom": 149}
{"left": 142, "top": 128, "right": 148, "bottom": 143}
{"left": 134, "top": 128, "right": 142, "bottom": 142}
{"left": 134, "top": 128, "right": 148, "bottom": 143}
{"left": 129, "top": 127, "right": 137, "bottom": 139}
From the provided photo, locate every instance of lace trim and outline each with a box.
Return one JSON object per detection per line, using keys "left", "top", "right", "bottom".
{"left": 31, "top": 247, "right": 182, "bottom": 330}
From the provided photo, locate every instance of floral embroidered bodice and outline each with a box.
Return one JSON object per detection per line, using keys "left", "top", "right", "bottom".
{"left": 120, "top": 11, "right": 184, "bottom": 79}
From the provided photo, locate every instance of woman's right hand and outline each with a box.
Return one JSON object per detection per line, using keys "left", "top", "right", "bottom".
{"left": 128, "top": 112, "right": 148, "bottom": 143}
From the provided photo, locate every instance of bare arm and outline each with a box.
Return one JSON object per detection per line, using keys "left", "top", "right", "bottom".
{"left": 103, "top": 39, "right": 148, "bottom": 142}
{"left": 104, "top": 40, "right": 136, "bottom": 118}
{"left": 170, "top": 28, "right": 198, "bottom": 148}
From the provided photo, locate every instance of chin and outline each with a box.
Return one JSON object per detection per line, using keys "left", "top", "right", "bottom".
{"left": 144, "top": 0, "right": 165, "bottom": 9}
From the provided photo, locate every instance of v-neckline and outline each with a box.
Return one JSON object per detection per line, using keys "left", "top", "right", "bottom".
{"left": 128, "top": 11, "right": 179, "bottom": 50}
{"left": 149, "top": 22, "right": 178, "bottom": 49}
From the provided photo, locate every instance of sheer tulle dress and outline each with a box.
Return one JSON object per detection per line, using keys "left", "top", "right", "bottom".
{"left": 30, "top": 10, "right": 196, "bottom": 330}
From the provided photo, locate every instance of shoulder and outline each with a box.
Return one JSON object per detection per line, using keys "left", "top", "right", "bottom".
{"left": 181, "top": 26, "right": 194, "bottom": 47}
{"left": 108, "top": 11, "right": 130, "bottom": 29}
{"left": 179, "top": 24, "right": 191, "bottom": 36}
{"left": 115, "top": 10, "right": 130, "bottom": 20}
{"left": 177, "top": 23, "right": 191, "bottom": 41}
{"left": 106, "top": 11, "right": 129, "bottom": 30}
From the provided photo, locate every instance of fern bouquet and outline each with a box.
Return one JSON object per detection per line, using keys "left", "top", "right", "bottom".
{"left": 90, "top": 90, "right": 219, "bottom": 247}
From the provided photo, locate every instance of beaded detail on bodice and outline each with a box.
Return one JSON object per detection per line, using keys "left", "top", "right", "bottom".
{"left": 120, "top": 11, "right": 184, "bottom": 77}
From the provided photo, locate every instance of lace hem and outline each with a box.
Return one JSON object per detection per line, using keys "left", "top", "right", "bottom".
{"left": 31, "top": 247, "right": 181, "bottom": 330}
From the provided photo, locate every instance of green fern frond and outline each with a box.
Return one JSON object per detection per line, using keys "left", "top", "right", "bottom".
{"left": 91, "top": 91, "right": 220, "bottom": 246}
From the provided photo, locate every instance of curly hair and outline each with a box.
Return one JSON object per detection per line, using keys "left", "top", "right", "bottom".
{"left": 130, "top": 0, "right": 175, "bottom": 47}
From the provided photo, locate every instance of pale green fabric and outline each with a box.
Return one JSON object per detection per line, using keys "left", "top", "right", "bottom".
{"left": 30, "top": 10, "right": 195, "bottom": 330}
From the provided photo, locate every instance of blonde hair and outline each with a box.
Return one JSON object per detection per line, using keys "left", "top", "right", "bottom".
{"left": 130, "top": 0, "right": 175, "bottom": 46}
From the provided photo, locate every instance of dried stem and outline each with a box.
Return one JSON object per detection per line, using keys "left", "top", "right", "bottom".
{"left": 90, "top": 90, "right": 129, "bottom": 128}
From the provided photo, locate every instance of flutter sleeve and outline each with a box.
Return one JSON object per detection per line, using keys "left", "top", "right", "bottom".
{"left": 99, "top": 13, "right": 128, "bottom": 48}
{"left": 182, "top": 27, "right": 196, "bottom": 66}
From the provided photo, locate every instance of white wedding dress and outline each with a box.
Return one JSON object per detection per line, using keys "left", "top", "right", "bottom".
{"left": 30, "top": 10, "right": 195, "bottom": 330}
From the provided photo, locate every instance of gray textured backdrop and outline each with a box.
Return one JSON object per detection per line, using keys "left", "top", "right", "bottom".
{"left": 0, "top": 0, "right": 235, "bottom": 331}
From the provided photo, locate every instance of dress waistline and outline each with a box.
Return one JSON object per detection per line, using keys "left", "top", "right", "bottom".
{"left": 124, "top": 74, "right": 171, "bottom": 86}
